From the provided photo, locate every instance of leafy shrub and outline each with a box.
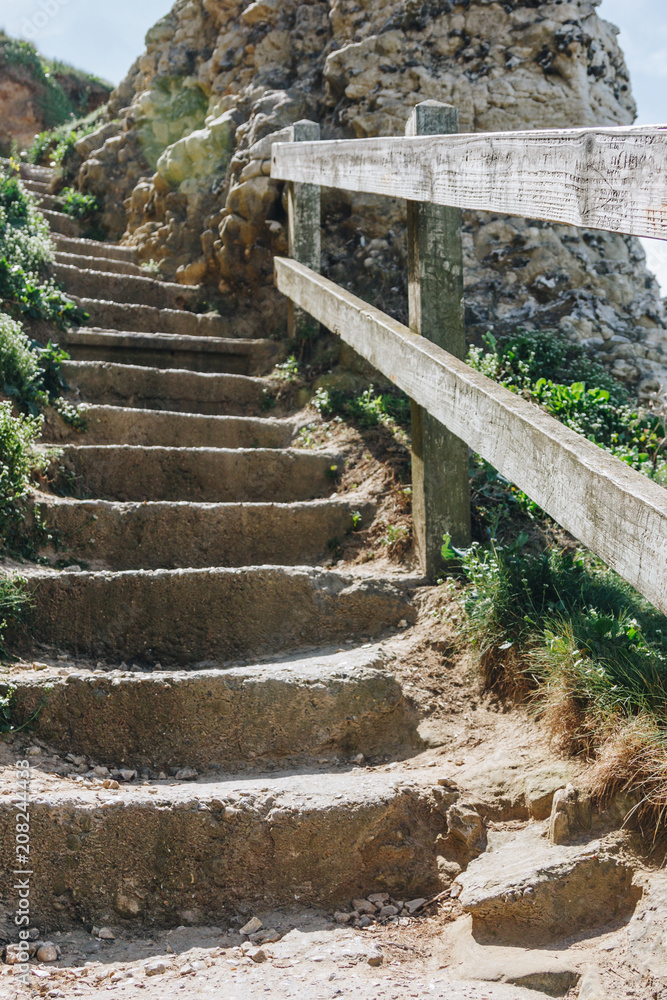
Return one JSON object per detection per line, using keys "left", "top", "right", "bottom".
{"left": 449, "top": 325, "right": 667, "bottom": 831}
{"left": 0, "top": 399, "right": 46, "bottom": 529}
{"left": 57, "top": 187, "right": 100, "bottom": 220}
{"left": 0, "top": 165, "right": 86, "bottom": 329}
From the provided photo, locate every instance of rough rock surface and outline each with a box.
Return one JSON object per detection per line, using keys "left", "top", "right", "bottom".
{"left": 70, "top": 0, "right": 667, "bottom": 396}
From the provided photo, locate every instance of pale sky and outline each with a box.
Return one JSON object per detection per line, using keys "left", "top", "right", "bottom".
{"left": 0, "top": 0, "right": 664, "bottom": 286}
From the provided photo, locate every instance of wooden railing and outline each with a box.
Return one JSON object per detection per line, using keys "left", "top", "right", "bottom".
{"left": 271, "top": 105, "right": 667, "bottom": 612}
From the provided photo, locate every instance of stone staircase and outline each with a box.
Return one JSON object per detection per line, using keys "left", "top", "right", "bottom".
{"left": 0, "top": 164, "right": 457, "bottom": 931}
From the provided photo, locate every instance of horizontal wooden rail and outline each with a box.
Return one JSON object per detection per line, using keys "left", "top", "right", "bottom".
{"left": 272, "top": 125, "right": 667, "bottom": 240}
{"left": 275, "top": 257, "right": 667, "bottom": 613}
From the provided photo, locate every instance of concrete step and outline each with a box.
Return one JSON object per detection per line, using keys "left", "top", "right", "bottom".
{"left": 51, "top": 445, "right": 343, "bottom": 502}
{"left": 55, "top": 250, "right": 148, "bottom": 277}
{"left": 40, "top": 207, "right": 80, "bottom": 237}
{"left": 61, "top": 361, "right": 267, "bottom": 415}
{"left": 13, "top": 566, "right": 417, "bottom": 665}
{"left": 44, "top": 404, "right": 297, "bottom": 448}
{"left": 53, "top": 233, "right": 137, "bottom": 262}
{"left": 75, "top": 297, "right": 244, "bottom": 338}
{"left": 36, "top": 191, "right": 60, "bottom": 210}
{"left": 5, "top": 645, "right": 421, "bottom": 771}
{"left": 33, "top": 496, "right": 372, "bottom": 570}
{"left": 0, "top": 769, "right": 447, "bottom": 928}
{"left": 58, "top": 329, "right": 284, "bottom": 375}
{"left": 13, "top": 161, "right": 51, "bottom": 181}
{"left": 53, "top": 262, "right": 200, "bottom": 309}
{"left": 22, "top": 178, "right": 50, "bottom": 194}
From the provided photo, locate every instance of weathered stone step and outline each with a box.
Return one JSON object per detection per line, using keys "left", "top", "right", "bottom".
{"left": 39, "top": 207, "right": 80, "bottom": 237}
{"left": 53, "top": 233, "right": 137, "bottom": 262}
{"left": 74, "top": 298, "right": 241, "bottom": 338}
{"left": 454, "top": 825, "right": 640, "bottom": 947}
{"left": 58, "top": 330, "right": 283, "bottom": 375}
{"left": 55, "top": 250, "right": 147, "bottom": 277}
{"left": 53, "top": 263, "right": 200, "bottom": 309}
{"left": 14, "top": 566, "right": 416, "bottom": 665}
{"left": 35, "top": 191, "right": 60, "bottom": 210}
{"left": 33, "top": 496, "right": 371, "bottom": 570}
{"left": 52, "top": 445, "right": 341, "bottom": 503}
{"left": 0, "top": 770, "right": 446, "bottom": 928}
{"left": 22, "top": 178, "right": 50, "bottom": 194}
{"left": 61, "top": 361, "right": 266, "bottom": 415}
{"left": 5, "top": 646, "right": 421, "bottom": 771}
{"left": 16, "top": 161, "right": 51, "bottom": 180}
{"left": 45, "top": 404, "right": 297, "bottom": 448}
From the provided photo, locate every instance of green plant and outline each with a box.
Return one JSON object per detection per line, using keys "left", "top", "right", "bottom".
{"left": 0, "top": 166, "right": 86, "bottom": 329}
{"left": 0, "top": 575, "right": 32, "bottom": 660}
{"left": 0, "top": 402, "right": 47, "bottom": 551}
{"left": 57, "top": 187, "right": 100, "bottom": 220}
{"left": 313, "top": 384, "right": 411, "bottom": 430}
{"left": 273, "top": 355, "right": 301, "bottom": 381}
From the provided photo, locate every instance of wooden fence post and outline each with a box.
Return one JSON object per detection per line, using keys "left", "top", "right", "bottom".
{"left": 406, "top": 100, "right": 471, "bottom": 578}
{"left": 286, "top": 120, "right": 321, "bottom": 346}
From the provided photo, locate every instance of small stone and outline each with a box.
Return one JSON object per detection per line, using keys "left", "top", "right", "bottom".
{"left": 352, "top": 899, "right": 376, "bottom": 915}
{"left": 93, "top": 766, "right": 110, "bottom": 777}
{"left": 190, "top": 960, "right": 207, "bottom": 971}
{"left": 97, "top": 928, "right": 115, "bottom": 940}
{"left": 354, "top": 754, "right": 365, "bottom": 764}
{"left": 28, "top": 746, "right": 42, "bottom": 756}
{"left": 102, "top": 780, "right": 120, "bottom": 790}
{"left": 358, "top": 915, "right": 373, "bottom": 928}
{"left": 36, "top": 944, "right": 59, "bottom": 963}
{"left": 367, "top": 893, "right": 390, "bottom": 904}
{"left": 379, "top": 905, "right": 399, "bottom": 918}
{"left": 175, "top": 767, "right": 198, "bottom": 781}
{"left": 145, "top": 959, "right": 171, "bottom": 976}
{"left": 405, "top": 898, "right": 427, "bottom": 914}
{"left": 250, "top": 929, "right": 281, "bottom": 944}
{"left": 334, "top": 912, "right": 352, "bottom": 924}
{"left": 367, "top": 952, "right": 384, "bottom": 967}
{"left": 119, "top": 770, "right": 137, "bottom": 782}
{"left": 249, "top": 949, "right": 267, "bottom": 964}
{"left": 239, "top": 916, "right": 262, "bottom": 936}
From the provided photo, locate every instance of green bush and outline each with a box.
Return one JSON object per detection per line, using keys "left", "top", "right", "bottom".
{"left": 0, "top": 165, "right": 86, "bottom": 329}
{"left": 448, "top": 325, "right": 667, "bottom": 829}
{"left": 57, "top": 187, "right": 100, "bottom": 220}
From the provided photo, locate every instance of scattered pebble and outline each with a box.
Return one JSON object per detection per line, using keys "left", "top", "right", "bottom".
{"left": 239, "top": 917, "right": 262, "bottom": 936}
{"left": 36, "top": 943, "right": 59, "bottom": 963}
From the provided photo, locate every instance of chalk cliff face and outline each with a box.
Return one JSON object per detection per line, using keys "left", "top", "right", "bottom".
{"left": 72, "top": 0, "right": 667, "bottom": 396}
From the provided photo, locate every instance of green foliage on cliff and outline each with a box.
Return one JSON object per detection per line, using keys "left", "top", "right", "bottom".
{"left": 0, "top": 31, "right": 111, "bottom": 130}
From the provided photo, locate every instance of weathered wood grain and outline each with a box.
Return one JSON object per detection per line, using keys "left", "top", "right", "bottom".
{"left": 286, "top": 120, "right": 321, "bottom": 343}
{"left": 272, "top": 125, "right": 667, "bottom": 240}
{"left": 407, "top": 102, "right": 471, "bottom": 576}
{"left": 275, "top": 257, "right": 667, "bottom": 613}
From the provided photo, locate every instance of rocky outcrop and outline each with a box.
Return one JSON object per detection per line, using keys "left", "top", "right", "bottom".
{"left": 73, "top": 0, "right": 667, "bottom": 396}
{"left": 0, "top": 33, "right": 111, "bottom": 152}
